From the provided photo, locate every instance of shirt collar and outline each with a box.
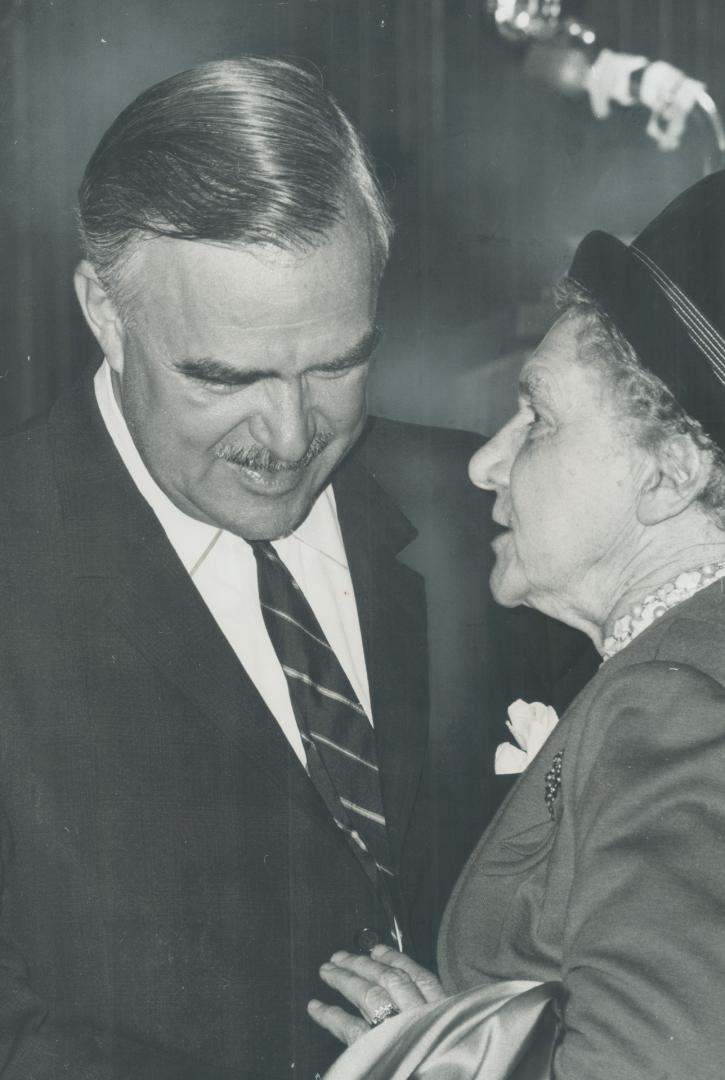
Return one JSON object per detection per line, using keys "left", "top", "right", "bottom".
{"left": 601, "top": 560, "right": 725, "bottom": 660}
{"left": 93, "top": 359, "right": 346, "bottom": 572}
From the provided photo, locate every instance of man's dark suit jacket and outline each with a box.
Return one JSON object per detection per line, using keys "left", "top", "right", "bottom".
{"left": 0, "top": 371, "right": 594, "bottom": 1079}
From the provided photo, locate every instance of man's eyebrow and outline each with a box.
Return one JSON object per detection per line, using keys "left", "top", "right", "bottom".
{"left": 173, "top": 326, "right": 382, "bottom": 385}
{"left": 315, "top": 325, "right": 382, "bottom": 370}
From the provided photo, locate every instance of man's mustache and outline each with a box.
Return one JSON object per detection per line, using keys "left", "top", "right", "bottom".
{"left": 214, "top": 431, "right": 334, "bottom": 472}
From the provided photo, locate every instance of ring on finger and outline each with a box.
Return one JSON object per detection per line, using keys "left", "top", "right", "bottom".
{"left": 370, "top": 1001, "right": 400, "bottom": 1027}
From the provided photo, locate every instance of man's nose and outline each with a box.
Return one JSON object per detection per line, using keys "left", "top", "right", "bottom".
{"left": 468, "top": 420, "right": 517, "bottom": 491}
{"left": 248, "top": 380, "right": 315, "bottom": 463}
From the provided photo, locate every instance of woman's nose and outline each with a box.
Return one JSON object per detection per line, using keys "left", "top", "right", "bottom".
{"left": 468, "top": 423, "right": 516, "bottom": 491}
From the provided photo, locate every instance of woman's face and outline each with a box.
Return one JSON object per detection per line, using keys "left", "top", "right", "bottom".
{"left": 469, "top": 314, "right": 649, "bottom": 630}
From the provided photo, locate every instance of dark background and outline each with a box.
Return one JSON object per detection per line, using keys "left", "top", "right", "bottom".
{"left": 2, "top": 0, "right": 725, "bottom": 433}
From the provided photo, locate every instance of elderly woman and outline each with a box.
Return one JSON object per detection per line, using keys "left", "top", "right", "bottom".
{"left": 309, "top": 170, "right": 725, "bottom": 1079}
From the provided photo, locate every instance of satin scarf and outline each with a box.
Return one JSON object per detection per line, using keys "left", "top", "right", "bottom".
{"left": 323, "top": 979, "right": 561, "bottom": 1079}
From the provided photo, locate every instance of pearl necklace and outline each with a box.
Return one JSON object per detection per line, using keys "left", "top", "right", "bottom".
{"left": 601, "top": 562, "right": 725, "bottom": 661}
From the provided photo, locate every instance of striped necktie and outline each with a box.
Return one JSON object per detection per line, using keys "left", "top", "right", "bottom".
{"left": 251, "top": 540, "right": 395, "bottom": 884}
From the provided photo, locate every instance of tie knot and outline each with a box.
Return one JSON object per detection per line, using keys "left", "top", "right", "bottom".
{"left": 250, "top": 539, "right": 277, "bottom": 564}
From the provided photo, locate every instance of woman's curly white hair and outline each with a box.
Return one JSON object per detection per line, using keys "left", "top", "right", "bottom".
{"left": 556, "top": 276, "right": 725, "bottom": 531}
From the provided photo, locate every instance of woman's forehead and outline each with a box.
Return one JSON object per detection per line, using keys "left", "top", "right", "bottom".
{"left": 519, "top": 317, "right": 580, "bottom": 388}
{"left": 519, "top": 324, "right": 611, "bottom": 411}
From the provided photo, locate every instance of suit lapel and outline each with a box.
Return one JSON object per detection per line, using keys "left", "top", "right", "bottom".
{"left": 333, "top": 445, "right": 428, "bottom": 865}
{"left": 48, "top": 373, "right": 306, "bottom": 797}
{"left": 49, "top": 377, "right": 427, "bottom": 854}
{"left": 469, "top": 670, "right": 603, "bottom": 868}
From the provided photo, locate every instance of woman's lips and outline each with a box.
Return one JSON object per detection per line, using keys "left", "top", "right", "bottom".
{"left": 491, "top": 522, "right": 513, "bottom": 552}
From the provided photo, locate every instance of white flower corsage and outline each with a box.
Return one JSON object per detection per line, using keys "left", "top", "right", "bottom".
{"left": 494, "top": 699, "right": 560, "bottom": 775}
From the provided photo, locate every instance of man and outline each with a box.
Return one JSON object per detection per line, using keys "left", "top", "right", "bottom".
{"left": 0, "top": 58, "right": 593, "bottom": 1078}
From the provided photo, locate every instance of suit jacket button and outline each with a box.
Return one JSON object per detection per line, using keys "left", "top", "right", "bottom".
{"left": 354, "top": 927, "right": 380, "bottom": 954}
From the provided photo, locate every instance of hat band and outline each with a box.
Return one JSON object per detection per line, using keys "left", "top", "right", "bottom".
{"left": 630, "top": 245, "right": 725, "bottom": 390}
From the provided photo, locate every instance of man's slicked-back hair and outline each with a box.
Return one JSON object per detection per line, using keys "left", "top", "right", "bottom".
{"left": 78, "top": 56, "right": 393, "bottom": 302}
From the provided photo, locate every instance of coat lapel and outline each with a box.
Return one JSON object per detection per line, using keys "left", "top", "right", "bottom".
{"left": 48, "top": 375, "right": 428, "bottom": 857}
{"left": 333, "top": 444, "right": 428, "bottom": 866}
{"left": 468, "top": 669, "right": 603, "bottom": 870}
{"left": 48, "top": 374, "right": 306, "bottom": 797}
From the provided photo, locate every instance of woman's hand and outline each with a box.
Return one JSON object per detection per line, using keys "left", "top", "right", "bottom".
{"left": 308, "top": 945, "right": 445, "bottom": 1047}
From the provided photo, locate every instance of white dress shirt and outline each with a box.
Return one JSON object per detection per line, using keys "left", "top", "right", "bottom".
{"left": 94, "top": 360, "right": 372, "bottom": 765}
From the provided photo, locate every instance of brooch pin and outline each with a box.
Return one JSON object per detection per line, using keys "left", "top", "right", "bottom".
{"left": 544, "top": 750, "right": 564, "bottom": 820}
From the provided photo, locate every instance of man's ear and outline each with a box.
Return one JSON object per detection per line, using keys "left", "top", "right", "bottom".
{"left": 73, "top": 261, "right": 125, "bottom": 374}
{"left": 637, "top": 434, "right": 710, "bottom": 525}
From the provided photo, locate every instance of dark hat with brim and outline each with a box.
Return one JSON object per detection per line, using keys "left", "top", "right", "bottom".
{"left": 569, "top": 169, "right": 725, "bottom": 451}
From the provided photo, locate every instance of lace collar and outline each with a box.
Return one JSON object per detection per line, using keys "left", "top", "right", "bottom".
{"left": 601, "top": 562, "right": 725, "bottom": 661}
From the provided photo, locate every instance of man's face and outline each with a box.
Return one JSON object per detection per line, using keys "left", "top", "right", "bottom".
{"left": 108, "top": 223, "right": 379, "bottom": 540}
{"left": 468, "top": 314, "right": 647, "bottom": 628}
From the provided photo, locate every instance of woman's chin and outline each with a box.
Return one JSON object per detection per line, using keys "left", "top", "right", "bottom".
{"left": 489, "top": 565, "right": 529, "bottom": 609}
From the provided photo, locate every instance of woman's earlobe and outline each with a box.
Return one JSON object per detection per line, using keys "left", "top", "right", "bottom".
{"left": 636, "top": 436, "right": 709, "bottom": 525}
